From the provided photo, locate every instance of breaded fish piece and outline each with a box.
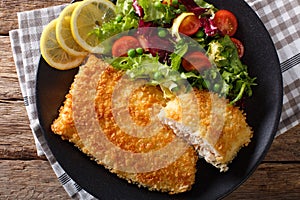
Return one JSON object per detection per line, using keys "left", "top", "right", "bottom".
{"left": 159, "top": 89, "right": 253, "bottom": 172}
{"left": 51, "top": 55, "right": 198, "bottom": 194}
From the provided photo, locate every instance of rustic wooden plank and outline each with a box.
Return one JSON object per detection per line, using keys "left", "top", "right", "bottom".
{"left": 0, "top": 0, "right": 70, "bottom": 35}
{"left": 0, "top": 36, "right": 23, "bottom": 99}
{"left": 0, "top": 160, "right": 69, "bottom": 199}
{"left": 0, "top": 160, "right": 299, "bottom": 199}
{"left": 0, "top": 34, "right": 36, "bottom": 159}
{"left": 226, "top": 163, "right": 300, "bottom": 200}
{"left": 0, "top": 100, "right": 39, "bottom": 159}
{"left": 0, "top": 36, "right": 38, "bottom": 159}
{"left": 264, "top": 124, "right": 300, "bottom": 162}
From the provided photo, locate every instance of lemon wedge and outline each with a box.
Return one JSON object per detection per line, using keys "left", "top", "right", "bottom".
{"left": 56, "top": 2, "right": 88, "bottom": 56}
{"left": 40, "top": 19, "right": 85, "bottom": 70}
{"left": 70, "top": 0, "right": 116, "bottom": 53}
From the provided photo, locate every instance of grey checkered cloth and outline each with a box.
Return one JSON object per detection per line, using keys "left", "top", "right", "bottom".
{"left": 9, "top": 4, "right": 96, "bottom": 200}
{"left": 9, "top": 0, "right": 300, "bottom": 199}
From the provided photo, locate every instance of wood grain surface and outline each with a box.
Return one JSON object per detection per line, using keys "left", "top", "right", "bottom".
{"left": 0, "top": 1, "right": 299, "bottom": 199}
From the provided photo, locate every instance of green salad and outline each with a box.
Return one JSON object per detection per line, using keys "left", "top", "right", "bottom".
{"left": 91, "top": 0, "right": 256, "bottom": 104}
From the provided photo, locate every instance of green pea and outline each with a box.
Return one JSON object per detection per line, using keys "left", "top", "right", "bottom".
{"left": 172, "top": 0, "right": 178, "bottom": 5}
{"left": 158, "top": 29, "right": 167, "bottom": 38}
{"left": 171, "top": 86, "right": 180, "bottom": 93}
{"left": 154, "top": 1, "right": 162, "bottom": 8}
{"left": 127, "top": 49, "right": 136, "bottom": 57}
{"left": 153, "top": 72, "right": 164, "bottom": 80}
{"left": 115, "top": 14, "right": 123, "bottom": 23}
{"left": 195, "top": 30, "right": 205, "bottom": 38}
{"left": 136, "top": 47, "right": 143, "bottom": 55}
{"left": 213, "top": 83, "right": 221, "bottom": 92}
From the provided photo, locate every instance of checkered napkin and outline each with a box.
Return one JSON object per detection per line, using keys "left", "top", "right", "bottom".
{"left": 9, "top": 4, "right": 96, "bottom": 200}
{"left": 247, "top": 0, "right": 300, "bottom": 135}
{"left": 8, "top": 0, "right": 300, "bottom": 199}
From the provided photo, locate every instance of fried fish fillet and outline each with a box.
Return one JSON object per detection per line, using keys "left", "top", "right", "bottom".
{"left": 51, "top": 55, "right": 198, "bottom": 194}
{"left": 159, "top": 89, "right": 253, "bottom": 172}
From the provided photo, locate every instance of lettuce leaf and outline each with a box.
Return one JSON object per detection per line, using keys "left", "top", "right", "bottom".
{"left": 106, "top": 54, "right": 190, "bottom": 93}
{"left": 207, "top": 35, "right": 256, "bottom": 103}
{"left": 194, "top": 0, "right": 216, "bottom": 9}
{"left": 90, "top": 0, "right": 139, "bottom": 41}
{"left": 116, "top": 0, "right": 135, "bottom": 15}
{"left": 137, "top": 0, "right": 177, "bottom": 23}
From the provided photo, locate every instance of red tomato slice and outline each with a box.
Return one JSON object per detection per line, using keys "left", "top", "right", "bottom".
{"left": 112, "top": 36, "right": 140, "bottom": 57}
{"left": 182, "top": 51, "right": 211, "bottom": 72}
{"left": 179, "top": 15, "right": 201, "bottom": 36}
{"left": 213, "top": 10, "right": 238, "bottom": 36}
{"left": 231, "top": 37, "right": 244, "bottom": 58}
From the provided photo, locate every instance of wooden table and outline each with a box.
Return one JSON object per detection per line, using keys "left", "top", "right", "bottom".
{"left": 0, "top": 0, "right": 299, "bottom": 199}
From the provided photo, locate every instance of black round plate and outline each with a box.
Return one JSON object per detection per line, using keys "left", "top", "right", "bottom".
{"left": 36, "top": 0, "right": 283, "bottom": 199}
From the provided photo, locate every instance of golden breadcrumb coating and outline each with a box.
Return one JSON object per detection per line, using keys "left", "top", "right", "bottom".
{"left": 161, "top": 89, "right": 253, "bottom": 172}
{"left": 51, "top": 55, "right": 198, "bottom": 194}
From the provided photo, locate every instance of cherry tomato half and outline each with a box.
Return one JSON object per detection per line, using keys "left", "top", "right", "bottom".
{"left": 213, "top": 10, "right": 238, "bottom": 36}
{"left": 112, "top": 36, "right": 141, "bottom": 57}
{"left": 230, "top": 37, "right": 244, "bottom": 58}
{"left": 179, "top": 15, "right": 201, "bottom": 36}
{"left": 182, "top": 51, "right": 211, "bottom": 72}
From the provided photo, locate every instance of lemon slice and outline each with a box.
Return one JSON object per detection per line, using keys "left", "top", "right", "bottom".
{"left": 70, "top": 0, "right": 116, "bottom": 53}
{"left": 40, "top": 19, "right": 85, "bottom": 70}
{"left": 56, "top": 2, "right": 88, "bottom": 56}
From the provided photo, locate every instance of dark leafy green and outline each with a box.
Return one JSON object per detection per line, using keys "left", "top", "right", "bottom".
{"left": 207, "top": 35, "right": 256, "bottom": 103}
{"left": 93, "top": 0, "right": 256, "bottom": 104}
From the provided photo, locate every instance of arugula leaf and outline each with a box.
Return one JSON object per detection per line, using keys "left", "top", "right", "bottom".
{"left": 207, "top": 35, "right": 256, "bottom": 103}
